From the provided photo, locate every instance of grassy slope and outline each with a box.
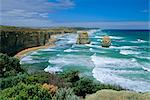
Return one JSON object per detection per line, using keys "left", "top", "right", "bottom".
{"left": 86, "top": 89, "right": 150, "bottom": 100}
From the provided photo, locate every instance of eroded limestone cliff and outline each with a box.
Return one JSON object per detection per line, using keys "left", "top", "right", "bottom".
{"left": 0, "top": 27, "right": 77, "bottom": 56}
{"left": 0, "top": 30, "right": 50, "bottom": 56}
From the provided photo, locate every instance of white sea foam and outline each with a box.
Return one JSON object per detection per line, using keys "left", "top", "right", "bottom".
{"left": 141, "top": 63, "right": 150, "bottom": 72}
{"left": 96, "top": 39, "right": 101, "bottom": 42}
{"left": 89, "top": 48, "right": 93, "bottom": 51}
{"left": 44, "top": 66, "right": 62, "bottom": 73}
{"left": 48, "top": 54, "right": 94, "bottom": 68}
{"left": 91, "top": 55, "right": 150, "bottom": 92}
{"left": 130, "top": 39, "right": 147, "bottom": 43}
{"left": 136, "top": 56, "right": 150, "bottom": 60}
{"left": 91, "top": 42, "right": 99, "bottom": 45}
{"left": 131, "top": 58, "right": 137, "bottom": 62}
{"left": 110, "top": 46, "right": 136, "bottom": 49}
{"left": 120, "top": 50, "right": 140, "bottom": 55}
{"left": 142, "top": 67, "right": 150, "bottom": 72}
{"left": 67, "top": 34, "right": 78, "bottom": 44}
{"left": 30, "top": 51, "right": 39, "bottom": 55}
{"left": 87, "top": 29, "right": 99, "bottom": 36}
{"left": 85, "top": 44, "right": 101, "bottom": 48}
{"left": 92, "top": 68, "right": 150, "bottom": 92}
{"left": 20, "top": 56, "right": 33, "bottom": 64}
{"left": 137, "top": 39, "right": 147, "bottom": 42}
{"left": 94, "top": 36, "right": 123, "bottom": 39}
{"left": 89, "top": 48, "right": 106, "bottom": 53}
{"left": 64, "top": 49, "right": 79, "bottom": 52}
{"left": 40, "top": 48, "right": 60, "bottom": 52}
{"left": 20, "top": 54, "right": 46, "bottom": 64}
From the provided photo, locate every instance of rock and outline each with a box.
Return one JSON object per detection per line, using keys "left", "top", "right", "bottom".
{"left": 101, "top": 35, "right": 111, "bottom": 47}
{"left": 0, "top": 30, "right": 50, "bottom": 56}
{"left": 76, "top": 32, "right": 90, "bottom": 44}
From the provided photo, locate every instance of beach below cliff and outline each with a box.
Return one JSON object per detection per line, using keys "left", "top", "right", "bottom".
{"left": 14, "top": 33, "right": 65, "bottom": 59}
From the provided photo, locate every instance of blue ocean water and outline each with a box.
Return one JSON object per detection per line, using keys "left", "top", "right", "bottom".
{"left": 21, "top": 29, "right": 150, "bottom": 92}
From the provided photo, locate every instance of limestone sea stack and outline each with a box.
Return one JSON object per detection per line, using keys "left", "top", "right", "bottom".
{"left": 76, "top": 31, "right": 90, "bottom": 44}
{"left": 101, "top": 35, "right": 111, "bottom": 47}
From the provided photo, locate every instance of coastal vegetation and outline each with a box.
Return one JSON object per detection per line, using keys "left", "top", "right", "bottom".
{"left": 86, "top": 90, "right": 150, "bottom": 100}
{"left": 0, "top": 53, "right": 125, "bottom": 99}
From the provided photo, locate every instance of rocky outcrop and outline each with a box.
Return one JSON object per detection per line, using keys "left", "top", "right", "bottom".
{"left": 76, "top": 32, "right": 90, "bottom": 44}
{"left": 101, "top": 36, "right": 111, "bottom": 47}
{"left": 0, "top": 30, "right": 51, "bottom": 56}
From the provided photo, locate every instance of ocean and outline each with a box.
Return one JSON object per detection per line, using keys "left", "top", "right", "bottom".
{"left": 20, "top": 29, "right": 150, "bottom": 92}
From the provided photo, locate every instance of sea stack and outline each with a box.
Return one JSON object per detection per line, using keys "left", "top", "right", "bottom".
{"left": 76, "top": 31, "right": 90, "bottom": 44}
{"left": 101, "top": 35, "right": 111, "bottom": 47}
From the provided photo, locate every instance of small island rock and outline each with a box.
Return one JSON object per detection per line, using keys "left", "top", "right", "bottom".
{"left": 76, "top": 32, "right": 90, "bottom": 44}
{"left": 101, "top": 35, "right": 111, "bottom": 47}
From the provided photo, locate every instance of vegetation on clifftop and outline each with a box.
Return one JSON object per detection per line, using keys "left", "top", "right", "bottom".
{"left": 2, "top": 53, "right": 146, "bottom": 100}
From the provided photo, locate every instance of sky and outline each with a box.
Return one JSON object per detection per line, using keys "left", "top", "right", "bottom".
{"left": 0, "top": 0, "right": 150, "bottom": 29}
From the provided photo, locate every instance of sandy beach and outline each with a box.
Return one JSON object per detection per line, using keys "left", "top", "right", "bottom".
{"left": 14, "top": 33, "right": 65, "bottom": 59}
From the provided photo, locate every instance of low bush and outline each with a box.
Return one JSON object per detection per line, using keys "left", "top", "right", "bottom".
{"left": 0, "top": 72, "right": 70, "bottom": 90}
{"left": 0, "top": 53, "right": 24, "bottom": 77}
{"left": 42, "top": 83, "right": 58, "bottom": 95}
{"left": 73, "top": 77, "right": 124, "bottom": 98}
{"left": 27, "top": 72, "right": 70, "bottom": 88}
{"left": 0, "top": 73, "right": 28, "bottom": 90}
{"left": 0, "top": 83, "right": 52, "bottom": 100}
{"left": 59, "top": 70, "right": 80, "bottom": 87}
{"left": 53, "top": 88, "right": 80, "bottom": 100}
{"left": 73, "top": 77, "right": 95, "bottom": 98}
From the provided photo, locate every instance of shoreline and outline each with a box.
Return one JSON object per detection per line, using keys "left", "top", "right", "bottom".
{"left": 14, "top": 33, "right": 65, "bottom": 59}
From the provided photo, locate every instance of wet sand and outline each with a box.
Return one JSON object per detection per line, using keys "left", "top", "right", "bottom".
{"left": 14, "top": 34, "right": 64, "bottom": 59}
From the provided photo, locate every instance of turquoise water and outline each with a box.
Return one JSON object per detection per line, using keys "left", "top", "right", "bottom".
{"left": 21, "top": 29, "right": 150, "bottom": 92}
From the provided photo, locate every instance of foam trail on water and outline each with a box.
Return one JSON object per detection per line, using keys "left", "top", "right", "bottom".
{"left": 136, "top": 56, "right": 150, "bottom": 60}
{"left": 130, "top": 39, "right": 147, "bottom": 43}
{"left": 48, "top": 54, "right": 95, "bottom": 68}
{"left": 141, "top": 63, "right": 150, "bottom": 72}
{"left": 44, "top": 66, "right": 63, "bottom": 73}
{"left": 120, "top": 50, "right": 140, "bottom": 55}
{"left": 110, "top": 46, "right": 137, "bottom": 49}
{"left": 64, "top": 49, "right": 79, "bottom": 52}
{"left": 94, "top": 36, "right": 123, "bottom": 39}
{"left": 20, "top": 56, "right": 33, "bottom": 64}
{"left": 87, "top": 29, "right": 100, "bottom": 36}
{"left": 91, "top": 55, "right": 150, "bottom": 92}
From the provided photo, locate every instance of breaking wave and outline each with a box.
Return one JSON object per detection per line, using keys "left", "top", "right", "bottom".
{"left": 44, "top": 66, "right": 63, "bottom": 73}
{"left": 91, "top": 55, "right": 150, "bottom": 92}
{"left": 120, "top": 50, "right": 141, "bottom": 55}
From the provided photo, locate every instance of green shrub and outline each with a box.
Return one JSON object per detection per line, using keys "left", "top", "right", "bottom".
{"left": 0, "top": 83, "right": 52, "bottom": 100}
{"left": 94, "top": 83, "right": 124, "bottom": 92}
{"left": 53, "top": 88, "right": 79, "bottom": 100}
{"left": 0, "top": 73, "right": 28, "bottom": 90}
{"left": 73, "top": 77, "right": 125, "bottom": 98}
{"left": 27, "top": 72, "right": 70, "bottom": 88}
{"left": 0, "top": 72, "right": 70, "bottom": 90}
{"left": 73, "top": 77, "right": 95, "bottom": 98}
{"left": 0, "top": 53, "right": 24, "bottom": 77}
{"left": 60, "top": 70, "right": 80, "bottom": 83}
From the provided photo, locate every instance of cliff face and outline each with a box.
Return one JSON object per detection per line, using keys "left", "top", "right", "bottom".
{"left": 0, "top": 26, "right": 78, "bottom": 56}
{"left": 0, "top": 30, "right": 50, "bottom": 56}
